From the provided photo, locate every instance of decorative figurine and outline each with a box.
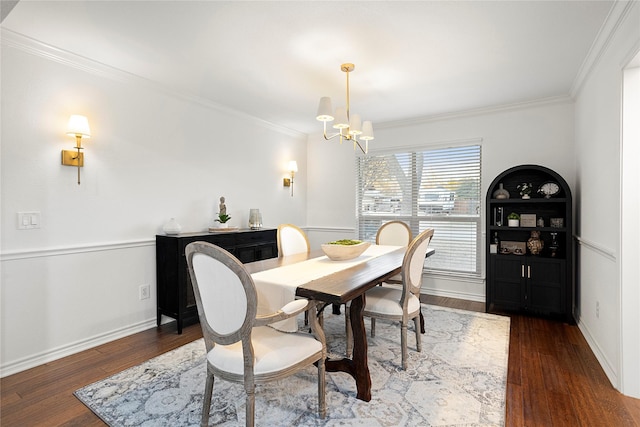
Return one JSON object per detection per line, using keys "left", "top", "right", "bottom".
{"left": 219, "top": 196, "right": 227, "bottom": 216}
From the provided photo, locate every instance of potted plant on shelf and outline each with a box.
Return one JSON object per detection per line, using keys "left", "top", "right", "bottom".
{"left": 507, "top": 212, "right": 520, "bottom": 227}
{"left": 215, "top": 213, "right": 232, "bottom": 228}
{"left": 517, "top": 182, "right": 533, "bottom": 199}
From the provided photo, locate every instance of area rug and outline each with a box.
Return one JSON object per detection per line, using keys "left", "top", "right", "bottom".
{"left": 75, "top": 304, "right": 510, "bottom": 426}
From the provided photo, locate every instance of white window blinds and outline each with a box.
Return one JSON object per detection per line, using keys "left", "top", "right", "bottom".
{"left": 356, "top": 144, "right": 481, "bottom": 275}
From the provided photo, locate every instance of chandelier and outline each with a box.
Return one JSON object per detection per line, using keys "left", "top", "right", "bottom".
{"left": 316, "top": 63, "right": 374, "bottom": 154}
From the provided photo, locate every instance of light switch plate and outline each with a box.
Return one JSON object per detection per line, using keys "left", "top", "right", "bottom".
{"left": 18, "top": 212, "right": 41, "bottom": 229}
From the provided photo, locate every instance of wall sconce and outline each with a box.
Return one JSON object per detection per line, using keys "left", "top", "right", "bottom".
{"left": 62, "top": 115, "right": 91, "bottom": 185}
{"left": 283, "top": 160, "right": 298, "bottom": 197}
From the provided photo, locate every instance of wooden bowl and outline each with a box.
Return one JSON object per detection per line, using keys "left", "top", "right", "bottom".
{"left": 321, "top": 241, "right": 371, "bottom": 261}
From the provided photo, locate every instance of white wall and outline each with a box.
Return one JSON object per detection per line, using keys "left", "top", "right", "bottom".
{"left": 0, "top": 32, "right": 307, "bottom": 375}
{"left": 621, "top": 62, "right": 640, "bottom": 398}
{"left": 573, "top": 1, "right": 639, "bottom": 397}
{"left": 307, "top": 100, "right": 576, "bottom": 302}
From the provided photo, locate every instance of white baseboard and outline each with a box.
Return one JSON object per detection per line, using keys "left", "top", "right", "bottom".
{"left": 1, "top": 318, "right": 158, "bottom": 378}
{"left": 577, "top": 318, "right": 619, "bottom": 390}
{"left": 422, "top": 287, "right": 485, "bottom": 303}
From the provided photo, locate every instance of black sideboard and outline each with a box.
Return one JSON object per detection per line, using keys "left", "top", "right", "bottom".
{"left": 156, "top": 228, "right": 278, "bottom": 333}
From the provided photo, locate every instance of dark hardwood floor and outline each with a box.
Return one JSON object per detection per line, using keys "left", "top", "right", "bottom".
{"left": 2, "top": 296, "right": 639, "bottom": 426}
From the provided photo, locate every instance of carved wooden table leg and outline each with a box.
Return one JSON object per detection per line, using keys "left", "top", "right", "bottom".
{"left": 325, "top": 294, "right": 371, "bottom": 402}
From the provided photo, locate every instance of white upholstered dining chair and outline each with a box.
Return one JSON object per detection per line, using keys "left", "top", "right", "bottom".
{"left": 277, "top": 223, "right": 310, "bottom": 257}
{"left": 347, "top": 228, "right": 434, "bottom": 370}
{"left": 376, "top": 220, "right": 413, "bottom": 247}
{"left": 376, "top": 220, "right": 413, "bottom": 283}
{"left": 277, "top": 223, "right": 315, "bottom": 324}
{"left": 185, "top": 241, "right": 327, "bottom": 427}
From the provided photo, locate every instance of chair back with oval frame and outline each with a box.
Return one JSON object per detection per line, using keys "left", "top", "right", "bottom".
{"left": 347, "top": 228, "right": 434, "bottom": 370}
{"left": 376, "top": 220, "right": 412, "bottom": 247}
{"left": 186, "top": 241, "right": 326, "bottom": 426}
{"left": 277, "top": 223, "right": 310, "bottom": 256}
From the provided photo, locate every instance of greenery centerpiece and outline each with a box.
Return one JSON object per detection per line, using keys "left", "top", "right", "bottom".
{"left": 327, "top": 239, "right": 363, "bottom": 245}
{"left": 321, "top": 239, "right": 370, "bottom": 260}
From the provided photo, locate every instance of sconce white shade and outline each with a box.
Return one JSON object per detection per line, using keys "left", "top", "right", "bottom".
{"left": 316, "top": 97, "right": 334, "bottom": 122}
{"left": 349, "top": 114, "right": 362, "bottom": 135}
{"left": 288, "top": 160, "right": 298, "bottom": 173}
{"left": 360, "top": 121, "right": 375, "bottom": 140}
{"left": 332, "top": 107, "right": 349, "bottom": 129}
{"left": 66, "top": 115, "right": 91, "bottom": 138}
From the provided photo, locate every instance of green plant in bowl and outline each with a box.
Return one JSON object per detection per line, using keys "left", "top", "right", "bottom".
{"left": 507, "top": 212, "right": 520, "bottom": 227}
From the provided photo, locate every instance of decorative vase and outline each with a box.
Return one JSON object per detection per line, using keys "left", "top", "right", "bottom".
{"left": 527, "top": 230, "right": 544, "bottom": 255}
{"left": 249, "top": 209, "right": 262, "bottom": 229}
{"left": 163, "top": 218, "right": 182, "bottom": 235}
{"left": 493, "top": 183, "right": 510, "bottom": 199}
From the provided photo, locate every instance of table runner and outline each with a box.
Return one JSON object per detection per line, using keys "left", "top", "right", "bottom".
{"left": 252, "top": 245, "right": 402, "bottom": 332}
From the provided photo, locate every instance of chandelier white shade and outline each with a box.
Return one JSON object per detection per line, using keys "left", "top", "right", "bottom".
{"left": 316, "top": 63, "right": 374, "bottom": 154}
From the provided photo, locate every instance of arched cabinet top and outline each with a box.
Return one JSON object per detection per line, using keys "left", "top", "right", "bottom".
{"left": 487, "top": 164, "right": 571, "bottom": 202}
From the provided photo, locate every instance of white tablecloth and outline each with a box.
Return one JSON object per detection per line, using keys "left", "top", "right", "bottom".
{"left": 252, "top": 245, "right": 402, "bottom": 332}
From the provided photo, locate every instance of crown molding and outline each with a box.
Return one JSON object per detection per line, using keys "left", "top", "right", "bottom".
{"left": 377, "top": 95, "right": 573, "bottom": 130}
{"left": 0, "top": 28, "right": 306, "bottom": 139}
{"left": 571, "top": 0, "right": 638, "bottom": 97}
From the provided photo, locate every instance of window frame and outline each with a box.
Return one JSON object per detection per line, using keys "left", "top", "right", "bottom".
{"left": 356, "top": 141, "right": 482, "bottom": 277}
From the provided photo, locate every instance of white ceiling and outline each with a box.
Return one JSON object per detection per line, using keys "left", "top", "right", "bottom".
{"left": 2, "top": 1, "right": 615, "bottom": 134}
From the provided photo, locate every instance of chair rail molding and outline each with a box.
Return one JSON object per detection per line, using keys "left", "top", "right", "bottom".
{"left": 0, "top": 238, "right": 155, "bottom": 261}
{"left": 574, "top": 235, "right": 617, "bottom": 262}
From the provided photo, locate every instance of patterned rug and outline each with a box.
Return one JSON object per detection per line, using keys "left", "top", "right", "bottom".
{"left": 75, "top": 304, "right": 510, "bottom": 426}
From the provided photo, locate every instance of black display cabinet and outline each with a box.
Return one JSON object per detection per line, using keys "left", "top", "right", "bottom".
{"left": 486, "top": 165, "right": 574, "bottom": 323}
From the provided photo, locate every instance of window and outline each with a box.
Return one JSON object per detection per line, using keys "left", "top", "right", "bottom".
{"left": 356, "top": 144, "right": 481, "bottom": 275}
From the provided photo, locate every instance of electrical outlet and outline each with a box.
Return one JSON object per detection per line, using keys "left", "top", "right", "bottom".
{"left": 139, "top": 284, "right": 150, "bottom": 300}
{"left": 596, "top": 301, "right": 600, "bottom": 318}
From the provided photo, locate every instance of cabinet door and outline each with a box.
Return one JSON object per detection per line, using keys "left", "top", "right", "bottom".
{"left": 236, "top": 245, "right": 257, "bottom": 263}
{"left": 491, "top": 256, "right": 524, "bottom": 309}
{"left": 526, "top": 258, "right": 565, "bottom": 314}
{"left": 255, "top": 243, "right": 277, "bottom": 260}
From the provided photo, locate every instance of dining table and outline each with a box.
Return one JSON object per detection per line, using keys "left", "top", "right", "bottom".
{"left": 244, "top": 244, "right": 433, "bottom": 402}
